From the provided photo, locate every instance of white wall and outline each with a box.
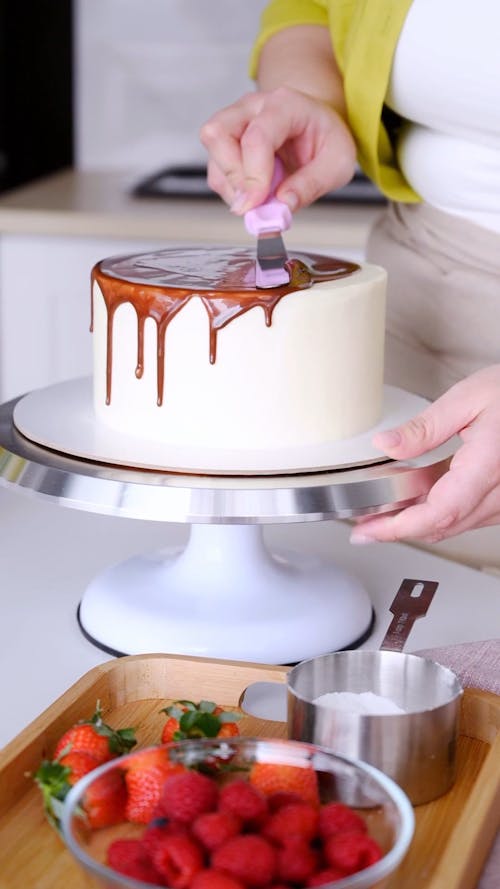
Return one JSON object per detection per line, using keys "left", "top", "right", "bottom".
{"left": 74, "top": 0, "right": 269, "bottom": 172}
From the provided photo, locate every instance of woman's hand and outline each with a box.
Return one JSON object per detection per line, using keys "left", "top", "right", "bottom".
{"left": 350, "top": 366, "right": 500, "bottom": 544}
{"left": 199, "top": 86, "right": 356, "bottom": 214}
{"left": 200, "top": 25, "right": 355, "bottom": 213}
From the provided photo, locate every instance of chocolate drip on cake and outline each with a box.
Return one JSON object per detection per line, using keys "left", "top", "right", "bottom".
{"left": 91, "top": 247, "right": 359, "bottom": 406}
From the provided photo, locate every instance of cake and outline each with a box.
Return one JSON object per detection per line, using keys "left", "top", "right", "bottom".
{"left": 90, "top": 246, "right": 386, "bottom": 451}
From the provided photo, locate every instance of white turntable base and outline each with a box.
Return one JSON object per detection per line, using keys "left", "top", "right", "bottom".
{"left": 78, "top": 524, "right": 373, "bottom": 661}
{"left": 13, "top": 377, "right": 430, "bottom": 476}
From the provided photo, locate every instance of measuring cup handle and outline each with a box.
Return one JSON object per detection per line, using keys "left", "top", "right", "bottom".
{"left": 380, "top": 578, "right": 439, "bottom": 652}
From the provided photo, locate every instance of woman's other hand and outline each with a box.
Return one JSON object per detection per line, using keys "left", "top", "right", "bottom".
{"left": 350, "top": 366, "right": 500, "bottom": 544}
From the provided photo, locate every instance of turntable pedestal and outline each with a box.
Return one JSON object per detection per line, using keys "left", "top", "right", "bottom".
{"left": 78, "top": 523, "right": 373, "bottom": 662}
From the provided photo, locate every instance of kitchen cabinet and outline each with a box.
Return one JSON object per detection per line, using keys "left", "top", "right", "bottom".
{"left": 0, "top": 233, "right": 168, "bottom": 402}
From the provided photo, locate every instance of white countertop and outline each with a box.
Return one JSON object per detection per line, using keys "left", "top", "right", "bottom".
{"left": 0, "top": 168, "right": 381, "bottom": 249}
{"left": 1, "top": 483, "right": 499, "bottom": 750}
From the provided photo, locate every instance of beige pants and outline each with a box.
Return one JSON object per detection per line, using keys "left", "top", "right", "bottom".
{"left": 365, "top": 202, "right": 500, "bottom": 571}
{"left": 366, "top": 201, "right": 500, "bottom": 400}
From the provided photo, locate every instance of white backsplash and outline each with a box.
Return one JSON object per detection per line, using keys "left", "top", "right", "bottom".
{"left": 74, "top": 0, "right": 269, "bottom": 172}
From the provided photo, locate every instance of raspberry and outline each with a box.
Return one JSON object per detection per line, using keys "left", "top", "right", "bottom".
{"left": 307, "top": 867, "right": 345, "bottom": 885}
{"left": 152, "top": 833, "right": 205, "bottom": 888}
{"left": 324, "top": 830, "right": 383, "bottom": 875}
{"left": 107, "top": 838, "right": 163, "bottom": 883}
{"left": 141, "top": 819, "right": 189, "bottom": 858}
{"left": 160, "top": 770, "right": 219, "bottom": 823}
{"left": 212, "top": 834, "right": 277, "bottom": 888}
{"left": 191, "top": 868, "right": 246, "bottom": 889}
{"left": 218, "top": 779, "right": 268, "bottom": 826}
{"left": 276, "top": 838, "right": 319, "bottom": 884}
{"left": 263, "top": 803, "right": 319, "bottom": 844}
{"left": 318, "top": 802, "right": 367, "bottom": 838}
{"left": 192, "top": 811, "right": 242, "bottom": 851}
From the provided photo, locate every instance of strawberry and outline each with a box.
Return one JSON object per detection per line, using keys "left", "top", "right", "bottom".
{"left": 218, "top": 779, "right": 268, "bottom": 827}
{"left": 125, "top": 748, "right": 186, "bottom": 824}
{"left": 152, "top": 833, "right": 204, "bottom": 888}
{"left": 82, "top": 767, "right": 128, "bottom": 829}
{"left": 192, "top": 811, "right": 242, "bottom": 852}
{"left": 191, "top": 870, "right": 246, "bottom": 889}
{"left": 159, "top": 770, "right": 219, "bottom": 823}
{"left": 35, "top": 755, "right": 126, "bottom": 830}
{"left": 318, "top": 801, "right": 367, "bottom": 838}
{"left": 267, "top": 791, "right": 304, "bottom": 812}
{"left": 53, "top": 703, "right": 136, "bottom": 762}
{"left": 324, "top": 830, "right": 383, "bottom": 874}
{"left": 212, "top": 834, "right": 277, "bottom": 888}
{"left": 107, "top": 838, "right": 163, "bottom": 884}
{"left": 35, "top": 704, "right": 136, "bottom": 830}
{"left": 215, "top": 723, "right": 240, "bottom": 739}
{"left": 160, "top": 700, "right": 241, "bottom": 743}
{"left": 263, "top": 803, "right": 319, "bottom": 844}
{"left": 249, "top": 763, "right": 320, "bottom": 808}
{"left": 57, "top": 750, "right": 101, "bottom": 785}
{"left": 276, "top": 838, "right": 319, "bottom": 884}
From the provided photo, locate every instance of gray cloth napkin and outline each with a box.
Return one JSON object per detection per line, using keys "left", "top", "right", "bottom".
{"left": 415, "top": 640, "right": 500, "bottom": 889}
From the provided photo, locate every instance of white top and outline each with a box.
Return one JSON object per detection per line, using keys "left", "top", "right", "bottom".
{"left": 386, "top": 0, "right": 500, "bottom": 233}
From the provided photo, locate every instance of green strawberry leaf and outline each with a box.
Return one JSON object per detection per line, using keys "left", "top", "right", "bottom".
{"left": 217, "top": 711, "right": 242, "bottom": 723}
{"left": 172, "top": 729, "right": 187, "bottom": 741}
{"left": 161, "top": 704, "right": 186, "bottom": 720}
{"left": 34, "top": 760, "right": 72, "bottom": 830}
{"left": 198, "top": 701, "right": 217, "bottom": 714}
{"left": 179, "top": 711, "right": 222, "bottom": 738}
{"left": 82, "top": 702, "right": 137, "bottom": 754}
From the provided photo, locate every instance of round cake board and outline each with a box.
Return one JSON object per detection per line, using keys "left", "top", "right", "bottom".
{"left": 13, "top": 377, "right": 430, "bottom": 476}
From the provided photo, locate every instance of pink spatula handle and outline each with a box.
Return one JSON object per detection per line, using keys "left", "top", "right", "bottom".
{"left": 244, "top": 158, "right": 292, "bottom": 236}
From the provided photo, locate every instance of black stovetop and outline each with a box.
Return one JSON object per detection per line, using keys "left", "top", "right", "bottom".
{"left": 132, "top": 164, "right": 386, "bottom": 205}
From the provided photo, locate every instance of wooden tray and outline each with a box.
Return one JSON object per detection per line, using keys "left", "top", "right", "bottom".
{"left": 0, "top": 653, "right": 498, "bottom": 889}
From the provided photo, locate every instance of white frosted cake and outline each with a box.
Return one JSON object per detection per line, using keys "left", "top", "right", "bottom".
{"left": 91, "top": 247, "right": 386, "bottom": 451}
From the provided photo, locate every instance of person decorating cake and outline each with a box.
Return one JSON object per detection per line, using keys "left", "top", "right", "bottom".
{"left": 200, "top": 0, "right": 500, "bottom": 549}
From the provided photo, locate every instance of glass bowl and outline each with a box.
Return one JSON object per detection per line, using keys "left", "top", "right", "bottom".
{"left": 60, "top": 737, "right": 414, "bottom": 889}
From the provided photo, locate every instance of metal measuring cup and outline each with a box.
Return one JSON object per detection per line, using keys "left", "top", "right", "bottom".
{"left": 287, "top": 579, "right": 463, "bottom": 804}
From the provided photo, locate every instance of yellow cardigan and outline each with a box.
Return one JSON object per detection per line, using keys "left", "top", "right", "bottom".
{"left": 249, "top": 0, "right": 420, "bottom": 202}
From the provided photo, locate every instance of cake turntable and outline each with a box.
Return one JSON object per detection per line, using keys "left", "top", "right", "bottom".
{"left": 0, "top": 379, "right": 456, "bottom": 664}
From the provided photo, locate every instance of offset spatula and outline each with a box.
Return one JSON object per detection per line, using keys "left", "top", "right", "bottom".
{"left": 380, "top": 578, "right": 439, "bottom": 652}
{"left": 244, "top": 158, "right": 292, "bottom": 288}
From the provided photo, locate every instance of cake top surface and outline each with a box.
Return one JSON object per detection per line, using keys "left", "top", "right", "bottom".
{"left": 96, "top": 246, "right": 359, "bottom": 293}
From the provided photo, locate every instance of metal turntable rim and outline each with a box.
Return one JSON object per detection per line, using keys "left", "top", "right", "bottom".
{"left": 0, "top": 393, "right": 456, "bottom": 524}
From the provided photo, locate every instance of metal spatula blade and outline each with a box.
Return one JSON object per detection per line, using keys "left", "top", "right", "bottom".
{"left": 244, "top": 158, "right": 292, "bottom": 289}
{"left": 256, "top": 229, "right": 289, "bottom": 288}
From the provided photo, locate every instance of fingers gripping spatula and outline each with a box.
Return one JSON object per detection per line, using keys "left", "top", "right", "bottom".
{"left": 244, "top": 158, "right": 292, "bottom": 289}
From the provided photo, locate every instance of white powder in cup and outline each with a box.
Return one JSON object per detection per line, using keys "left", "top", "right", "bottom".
{"left": 313, "top": 690, "right": 406, "bottom": 715}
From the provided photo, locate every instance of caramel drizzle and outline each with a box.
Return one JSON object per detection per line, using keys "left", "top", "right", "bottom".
{"left": 91, "top": 250, "right": 359, "bottom": 407}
